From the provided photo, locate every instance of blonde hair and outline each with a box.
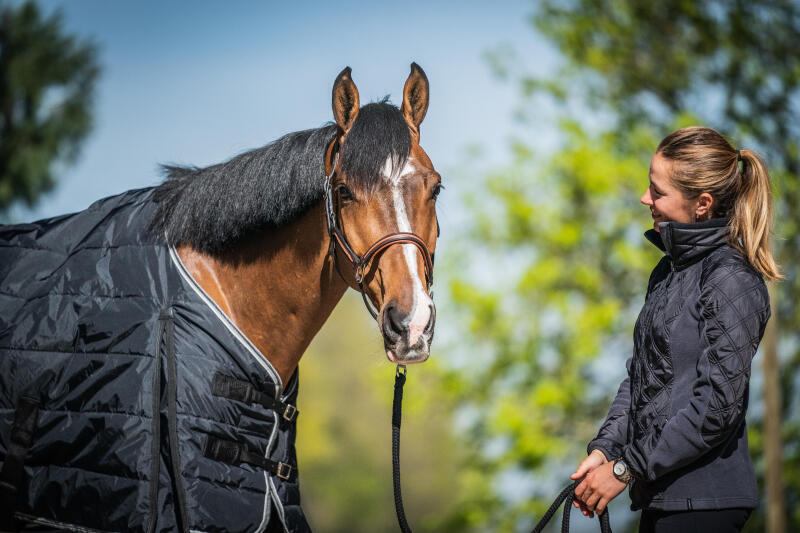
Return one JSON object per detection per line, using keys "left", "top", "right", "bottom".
{"left": 657, "top": 126, "right": 782, "bottom": 281}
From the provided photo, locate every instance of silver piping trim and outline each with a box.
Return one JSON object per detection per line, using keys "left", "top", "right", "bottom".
{"left": 281, "top": 370, "right": 298, "bottom": 401}
{"left": 255, "top": 411, "right": 281, "bottom": 533}
{"left": 168, "top": 246, "right": 283, "bottom": 394}
{"left": 269, "top": 476, "right": 291, "bottom": 533}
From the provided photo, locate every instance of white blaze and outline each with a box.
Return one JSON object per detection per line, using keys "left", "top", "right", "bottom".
{"left": 382, "top": 156, "right": 432, "bottom": 346}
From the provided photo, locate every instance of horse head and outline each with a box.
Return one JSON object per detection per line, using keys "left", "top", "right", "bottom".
{"left": 324, "top": 64, "right": 440, "bottom": 364}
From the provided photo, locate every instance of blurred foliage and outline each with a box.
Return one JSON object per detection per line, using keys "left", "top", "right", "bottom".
{"left": 438, "top": 1, "right": 800, "bottom": 531}
{"left": 297, "top": 292, "right": 465, "bottom": 533}
{"left": 0, "top": 1, "right": 99, "bottom": 213}
{"left": 439, "top": 120, "right": 663, "bottom": 533}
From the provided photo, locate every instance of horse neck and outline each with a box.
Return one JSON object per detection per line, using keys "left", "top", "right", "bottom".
{"left": 176, "top": 200, "right": 348, "bottom": 387}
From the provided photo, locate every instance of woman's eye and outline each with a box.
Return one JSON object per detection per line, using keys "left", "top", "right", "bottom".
{"left": 432, "top": 183, "right": 444, "bottom": 200}
{"left": 337, "top": 185, "right": 354, "bottom": 201}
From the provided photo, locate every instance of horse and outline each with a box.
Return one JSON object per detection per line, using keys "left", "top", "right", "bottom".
{"left": 0, "top": 64, "right": 440, "bottom": 533}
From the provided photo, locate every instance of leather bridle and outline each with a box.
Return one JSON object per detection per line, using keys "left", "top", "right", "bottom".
{"left": 323, "top": 150, "right": 436, "bottom": 320}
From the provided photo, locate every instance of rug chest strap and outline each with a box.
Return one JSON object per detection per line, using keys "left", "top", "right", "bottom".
{"left": 212, "top": 373, "right": 298, "bottom": 422}
{"left": 0, "top": 396, "right": 40, "bottom": 532}
{"left": 203, "top": 435, "right": 295, "bottom": 481}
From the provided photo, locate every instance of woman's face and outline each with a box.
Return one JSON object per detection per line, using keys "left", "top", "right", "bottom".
{"left": 641, "top": 152, "right": 698, "bottom": 232}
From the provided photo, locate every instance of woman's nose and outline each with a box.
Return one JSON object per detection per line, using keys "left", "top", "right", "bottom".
{"left": 641, "top": 188, "right": 652, "bottom": 205}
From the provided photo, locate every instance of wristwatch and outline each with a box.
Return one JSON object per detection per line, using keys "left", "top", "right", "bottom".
{"left": 613, "top": 458, "right": 633, "bottom": 484}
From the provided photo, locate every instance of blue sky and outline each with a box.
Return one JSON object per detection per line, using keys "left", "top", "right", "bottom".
{"left": 9, "top": 0, "right": 559, "bottom": 226}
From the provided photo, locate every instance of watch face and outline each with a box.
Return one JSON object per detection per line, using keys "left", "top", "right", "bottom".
{"left": 613, "top": 462, "right": 625, "bottom": 476}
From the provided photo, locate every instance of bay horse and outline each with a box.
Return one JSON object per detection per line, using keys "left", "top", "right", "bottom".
{"left": 0, "top": 64, "right": 439, "bottom": 533}
{"left": 158, "top": 64, "right": 439, "bottom": 384}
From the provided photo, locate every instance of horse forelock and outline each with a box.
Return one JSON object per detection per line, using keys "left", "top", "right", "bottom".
{"left": 339, "top": 99, "right": 411, "bottom": 194}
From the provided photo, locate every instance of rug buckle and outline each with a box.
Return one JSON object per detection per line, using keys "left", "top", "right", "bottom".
{"left": 276, "top": 462, "right": 293, "bottom": 481}
{"left": 283, "top": 404, "right": 298, "bottom": 422}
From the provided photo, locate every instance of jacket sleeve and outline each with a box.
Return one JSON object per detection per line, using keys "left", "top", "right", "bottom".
{"left": 586, "top": 257, "right": 669, "bottom": 461}
{"left": 587, "top": 357, "right": 632, "bottom": 461}
{"left": 622, "top": 263, "right": 771, "bottom": 481}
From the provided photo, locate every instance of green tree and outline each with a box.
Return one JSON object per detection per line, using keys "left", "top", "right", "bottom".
{"left": 442, "top": 1, "right": 800, "bottom": 531}
{"left": 0, "top": 1, "right": 99, "bottom": 213}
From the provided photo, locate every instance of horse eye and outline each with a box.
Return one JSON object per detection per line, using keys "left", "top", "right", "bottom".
{"left": 432, "top": 183, "right": 444, "bottom": 200}
{"left": 337, "top": 184, "right": 354, "bottom": 201}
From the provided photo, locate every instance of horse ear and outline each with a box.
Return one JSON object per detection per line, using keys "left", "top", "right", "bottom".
{"left": 332, "top": 66, "right": 360, "bottom": 135}
{"left": 401, "top": 62, "right": 429, "bottom": 136}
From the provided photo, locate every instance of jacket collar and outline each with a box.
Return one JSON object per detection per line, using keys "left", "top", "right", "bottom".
{"left": 645, "top": 218, "right": 730, "bottom": 270}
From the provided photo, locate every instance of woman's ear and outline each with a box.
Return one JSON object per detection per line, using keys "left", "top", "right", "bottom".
{"left": 696, "top": 192, "right": 714, "bottom": 219}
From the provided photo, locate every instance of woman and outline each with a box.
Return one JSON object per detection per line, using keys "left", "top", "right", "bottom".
{"left": 569, "top": 127, "right": 780, "bottom": 532}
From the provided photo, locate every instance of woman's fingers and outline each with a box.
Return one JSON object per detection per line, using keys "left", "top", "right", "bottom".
{"left": 571, "top": 451, "right": 606, "bottom": 480}
{"left": 575, "top": 481, "right": 596, "bottom": 513}
{"left": 569, "top": 457, "right": 592, "bottom": 479}
{"left": 570, "top": 458, "right": 591, "bottom": 479}
{"left": 576, "top": 499, "right": 594, "bottom": 518}
{"left": 574, "top": 500, "right": 592, "bottom": 517}
{"left": 574, "top": 480, "right": 598, "bottom": 518}
{"left": 574, "top": 479, "right": 588, "bottom": 501}
{"left": 584, "top": 491, "right": 602, "bottom": 511}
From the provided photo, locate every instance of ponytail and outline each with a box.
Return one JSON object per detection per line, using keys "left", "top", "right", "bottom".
{"left": 729, "top": 150, "right": 782, "bottom": 281}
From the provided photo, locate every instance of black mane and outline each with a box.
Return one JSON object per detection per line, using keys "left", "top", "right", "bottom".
{"left": 149, "top": 99, "right": 411, "bottom": 255}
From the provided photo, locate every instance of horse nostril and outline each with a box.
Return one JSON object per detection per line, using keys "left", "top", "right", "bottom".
{"left": 423, "top": 305, "right": 435, "bottom": 335}
{"left": 382, "top": 302, "right": 405, "bottom": 342}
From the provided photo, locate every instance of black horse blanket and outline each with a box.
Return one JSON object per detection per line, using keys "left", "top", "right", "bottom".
{"left": 0, "top": 188, "right": 309, "bottom": 532}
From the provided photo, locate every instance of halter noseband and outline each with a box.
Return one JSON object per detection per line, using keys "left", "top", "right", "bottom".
{"left": 324, "top": 150, "right": 435, "bottom": 320}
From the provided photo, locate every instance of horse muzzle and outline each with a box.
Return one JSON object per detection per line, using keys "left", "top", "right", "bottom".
{"left": 381, "top": 300, "right": 435, "bottom": 364}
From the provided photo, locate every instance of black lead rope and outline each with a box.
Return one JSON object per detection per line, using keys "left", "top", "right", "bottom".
{"left": 530, "top": 480, "right": 612, "bottom": 533}
{"left": 392, "top": 365, "right": 413, "bottom": 533}
{"left": 391, "top": 365, "right": 612, "bottom": 533}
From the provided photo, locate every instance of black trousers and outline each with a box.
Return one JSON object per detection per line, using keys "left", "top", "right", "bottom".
{"left": 639, "top": 508, "right": 751, "bottom": 533}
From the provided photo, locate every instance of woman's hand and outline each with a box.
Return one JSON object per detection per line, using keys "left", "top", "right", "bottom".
{"left": 569, "top": 449, "right": 607, "bottom": 517}
{"left": 574, "top": 460, "right": 627, "bottom": 516}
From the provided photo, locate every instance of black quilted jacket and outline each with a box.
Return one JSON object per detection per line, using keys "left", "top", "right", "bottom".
{"left": 588, "top": 218, "right": 771, "bottom": 511}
